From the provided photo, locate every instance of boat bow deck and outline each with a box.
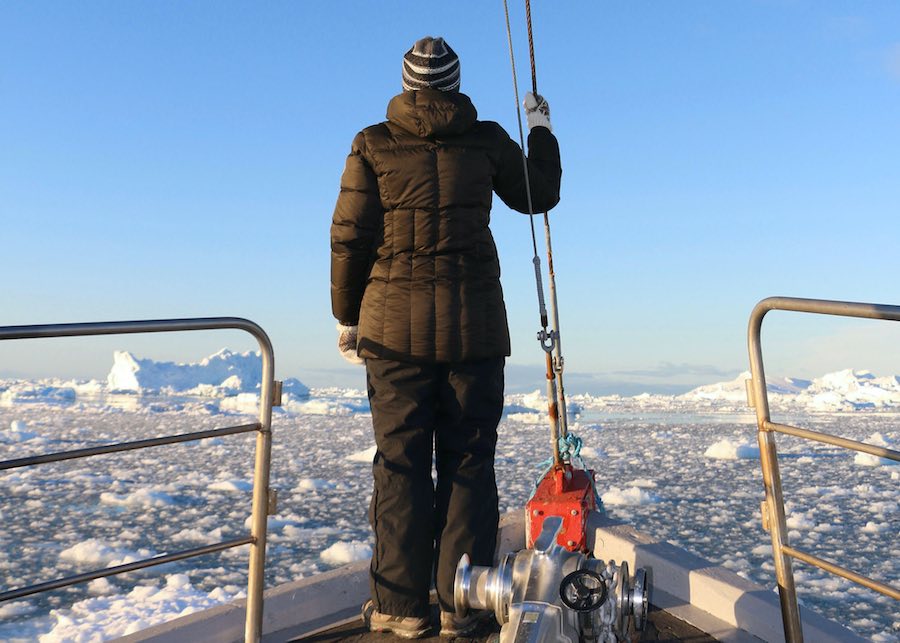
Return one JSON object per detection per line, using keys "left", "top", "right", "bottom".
{"left": 116, "top": 512, "right": 866, "bottom": 643}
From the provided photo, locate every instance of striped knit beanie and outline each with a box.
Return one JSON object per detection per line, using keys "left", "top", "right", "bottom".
{"left": 402, "top": 37, "right": 460, "bottom": 92}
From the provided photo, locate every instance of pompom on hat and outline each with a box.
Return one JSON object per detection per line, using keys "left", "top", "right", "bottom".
{"left": 402, "top": 36, "right": 460, "bottom": 92}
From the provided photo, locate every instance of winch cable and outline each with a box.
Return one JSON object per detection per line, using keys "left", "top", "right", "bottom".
{"left": 526, "top": 0, "right": 572, "bottom": 445}
{"left": 502, "top": 0, "right": 569, "bottom": 467}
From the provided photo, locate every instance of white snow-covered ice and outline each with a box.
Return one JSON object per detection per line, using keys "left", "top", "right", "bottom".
{"left": 0, "top": 352, "right": 897, "bottom": 641}
{"left": 703, "top": 438, "right": 761, "bottom": 460}
{"left": 320, "top": 541, "right": 372, "bottom": 566}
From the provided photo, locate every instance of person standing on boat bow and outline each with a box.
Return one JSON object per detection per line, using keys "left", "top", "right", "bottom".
{"left": 330, "top": 36, "right": 561, "bottom": 639}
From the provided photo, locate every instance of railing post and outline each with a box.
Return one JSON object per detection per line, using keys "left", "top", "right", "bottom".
{"left": 748, "top": 301, "right": 804, "bottom": 643}
{"left": 245, "top": 332, "right": 275, "bottom": 643}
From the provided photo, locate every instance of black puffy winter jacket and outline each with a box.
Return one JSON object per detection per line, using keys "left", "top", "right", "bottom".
{"left": 331, "top": 89, "right": 561, "bottom": 363}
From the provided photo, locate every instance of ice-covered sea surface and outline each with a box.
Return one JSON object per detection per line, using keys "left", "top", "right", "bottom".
{"left": 1, "top": 369, "right": 898, "bottom": 641}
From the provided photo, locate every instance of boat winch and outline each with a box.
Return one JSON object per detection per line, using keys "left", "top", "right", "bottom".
{"left": 455, "top": 516, "right": 649, "bottom": 642}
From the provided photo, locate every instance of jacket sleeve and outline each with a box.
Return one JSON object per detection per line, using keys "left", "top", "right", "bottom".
{"left": 331, "top": 131, "right": 383, "bottom": 325}
{"left": 492, "top": 125, "right": 561, "bottom": 214}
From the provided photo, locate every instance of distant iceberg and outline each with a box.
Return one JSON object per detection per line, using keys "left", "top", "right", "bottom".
{"left": 680, "top": 370, "right": 811, "bottom": 404}
{"left": 677, "top": 369, "right": 900, "bottom": 412}
{"left": 106, "top": 348, "right": 309, "bottom": 398}
{"left": 800, "top": 369, "right": 900, "bottom": 411}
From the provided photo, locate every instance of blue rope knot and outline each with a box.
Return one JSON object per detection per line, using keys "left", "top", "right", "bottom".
{"left": 558, "top": 433, "right": 583, "bottom": 464}
{"left": 530, "top": 432, "right": 586, "bottom": 490}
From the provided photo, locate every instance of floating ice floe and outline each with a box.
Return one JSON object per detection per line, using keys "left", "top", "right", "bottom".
{"left": 346, "top": 445, "right": 377, "bottom": 463}
{"left": 281, "top": 524, "right": 341, "bottom": 541}
{"left": 0, "top": 420, "right": 41, "bottom": 443}
{"left": 60, "top": 539, "right": 154, "bottom": 568}
{"left": 601, "top": 486, "right": 660, "bottom": 506}
{"left": 243, "top": 513, "right": 305, "bottom": 532}
{"left": 785, "top": 512, "right": 816, "bottom": 530}
{"left": 853, "top": 432, "right": 899, "bottom": 467}
{"left": 219, "top": 393, "right": 262, "bottom": 414}
{"left": 0, "top": 384, "right": 76, "bottom": 407}
{"left": 0, "top": 600, "right": 37, "bottom": 618}
{"left": 506, "top": 412, "right": 544, "bottom": 424}
{"left": 283, "top": 398, "right": 357, "bottom": 415}
{"left": 578, "top": 445, "right": 606, "bottom": 459}
{"left": 208, "top": 479, "right": 253, "bottom": 492}
{"left": 320, "top": 540, "right": 372, "bottom": 566}
{"left": 295, "top": 478, "right": 337, "bottom": 492}
{"left": 704, "top": 438, "right": 760, "bottom": 460}
{"left": 860, "top": 521, "right": 889, "bottom": 534}
{"left": 88, "top": 577, "right": 118, "bottom": 596}
{"left": 171, "top": 527, "right": 224, "bottom": 545}
{"left": 100, "top": 488, "right": 179, "bottom": 508}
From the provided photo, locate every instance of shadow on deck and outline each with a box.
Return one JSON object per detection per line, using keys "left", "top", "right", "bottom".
{"left": 293, "top": 603, "right": 715, "bottom": 642}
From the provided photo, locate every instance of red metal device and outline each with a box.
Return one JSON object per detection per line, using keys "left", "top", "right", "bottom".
{"left": 525, "top": 463, "right": 597, "bottom": 552}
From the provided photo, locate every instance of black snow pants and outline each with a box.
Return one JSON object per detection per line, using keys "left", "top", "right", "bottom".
{"left": 365, "top": 357, "right": 504, "bottom": 617}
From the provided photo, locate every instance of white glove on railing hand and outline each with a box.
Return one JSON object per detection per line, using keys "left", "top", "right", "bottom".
{"left": 523, "top": 92, "right": 551, "bottom": 132}
{"left": 336, "top": 323, "right": 364, "bottom": 365}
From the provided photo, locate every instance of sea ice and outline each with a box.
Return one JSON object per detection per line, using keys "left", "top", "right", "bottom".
{"left": 59, "top": 539, "right": 153, "bottom": 568}
{"left": 853, "top": 432, "right": 899, "bottom": 467}
{"left": 346, "top": 445, "right": 377, "bottom": 462}
{"left": 208, "top": 479, "right": 253, "bottom": 492}
{"left": 295, "top": 478, "right": 337, "bottom": 492}
{"left": 625, "top": 478, "right": 657, "bottom": 488}
{"left": 506, "top": 412, "right": 544, "bottom": 424}
{"left": 106, "top": 349, "right": 310, "bottom": 396}
{"left": 320, "top": 541, "right": 372, "bottom": 566}
{"left": 100, "top": 488, "right": 178, "bottom": 507}
{"left": 521, "top": 389, "right": 545, "bottom": 411}
{"left": 0, "top": 601, "right": 36, "bottom": 618}
{"left": 35, "top": 574, "right": 240, "bottom": 642}
{"left": 578, "top": 445, "right": 606, "bottom": 459}
{"left": 601, "top": 486, "right": 660, "bottom": 506}
{"left": 219, "top": 393, "right": 261, "bottom": 414}
{"left": 0, "top": 359, "right": 897, "bottom": 642}
{"left": 703, "top": 438, "right": 760, "bottom": 460}
{"left": 283, "top": 398, "right": 355, "bottom": 415}
{"left": 0, "top": 420, "right": 40, "bottom": 443}
{"left": 88, "top": 578, "right": 116, "bottom": 596}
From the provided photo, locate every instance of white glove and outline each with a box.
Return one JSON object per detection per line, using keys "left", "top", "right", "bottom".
{"left": 336, "top": 323, "right": 364, "bottom": 365}
{"left": 523, "top": 92, "right": 551, "bottom": 132}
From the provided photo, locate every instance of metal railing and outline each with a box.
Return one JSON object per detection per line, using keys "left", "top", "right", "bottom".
{"left": 747, "top": 297, "right": 900, "bottom": 643}
{"left": 0, "top": 318, "right": 279, "bottom": 643}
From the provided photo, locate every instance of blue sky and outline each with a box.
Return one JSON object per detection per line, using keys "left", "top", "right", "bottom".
{"left": 2, "top": 1, "right": 899, "bottom": 394}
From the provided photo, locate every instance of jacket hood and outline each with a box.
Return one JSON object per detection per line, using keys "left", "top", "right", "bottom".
{"left": 386, "top": 90, "right": 477, "bottom": 138}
